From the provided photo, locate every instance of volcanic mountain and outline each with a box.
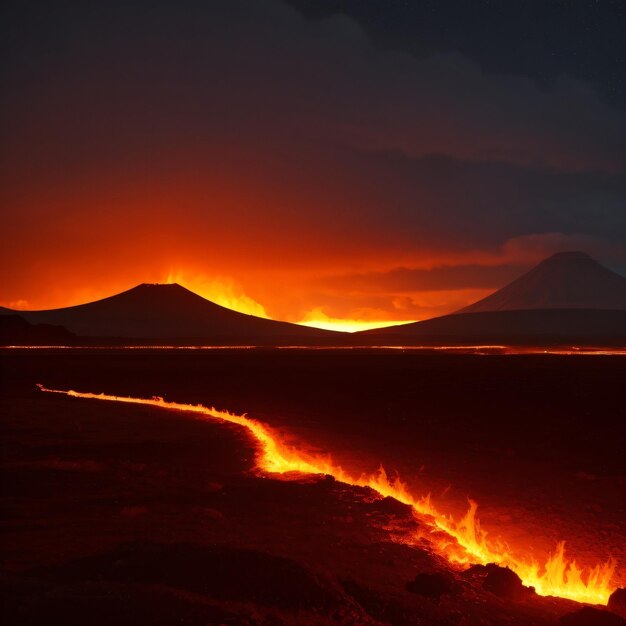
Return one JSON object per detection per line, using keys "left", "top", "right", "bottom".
{"left": 359, "top": 252, "right": 626, "bottom": 345}
{"left": 0, "top": 283, "right": 338, "bottom": 344}
{"left": 459, "top": 251, "right": 626, "bottom": 313}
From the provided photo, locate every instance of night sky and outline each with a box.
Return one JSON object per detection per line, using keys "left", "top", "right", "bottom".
{"left": 2, "top": 0, "right": 625, "bottom": 328}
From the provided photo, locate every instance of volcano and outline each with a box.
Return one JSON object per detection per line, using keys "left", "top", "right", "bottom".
{"left": 0, "top": 283, "right": 337, "bottom": 344}
{"left": 359, "top": 252, "right": 626, "bottom": 345}
{"left": 458, "top": 251, "right": 626, "bottom": 313}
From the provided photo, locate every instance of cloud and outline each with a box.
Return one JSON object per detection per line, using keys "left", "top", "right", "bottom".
{"left": 319, "top": 264, "right": 526, "bottom": 294}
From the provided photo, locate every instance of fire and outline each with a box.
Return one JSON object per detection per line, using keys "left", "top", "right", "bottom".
{"left": 36, "top": 385, "right": 617, "bottom": 605}
{"left": 164, "top": 271, "right": 270, "bottom": 318}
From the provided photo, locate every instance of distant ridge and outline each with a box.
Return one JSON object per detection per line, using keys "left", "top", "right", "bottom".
{"left": 357, "top": 309, "right": 626, "bottom": 346}
{"left": 458, "top": 251, "right": 626, "bottom": 313}
{"left": 0, "top": 315, "right": 76, "bottom": 346}
{"left": 0, "top": 283, "right": 338, "bottom": 344}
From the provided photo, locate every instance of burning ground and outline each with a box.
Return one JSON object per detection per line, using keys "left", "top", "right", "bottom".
{"left": 1, "top": 350, "right": 625, "bottom": 625}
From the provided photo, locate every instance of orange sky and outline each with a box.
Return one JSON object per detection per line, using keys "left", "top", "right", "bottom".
{"left": 2, "top": 165, "right": 623, "bottom": 330}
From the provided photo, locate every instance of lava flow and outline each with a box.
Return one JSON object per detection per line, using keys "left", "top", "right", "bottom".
{"left": 36, "top": 384, "right": 617, "bottom": 605}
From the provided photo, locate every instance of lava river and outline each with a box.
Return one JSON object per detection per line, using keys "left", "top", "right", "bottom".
{"left": 36, "top": 384, "right": 618, "bottom": 605}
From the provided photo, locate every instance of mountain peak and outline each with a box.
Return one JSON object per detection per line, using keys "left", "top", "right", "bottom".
{"left": 110, "top": 282, "right": 207, "bottom": 305}
{"left": 458, "top": 252, "right": 626, "bottom": 314}
{"left": 544, "top": 251, "right": 591, "bottom": 262}
{"left": 134, "top": 282, "right": 186, "bottom": 290}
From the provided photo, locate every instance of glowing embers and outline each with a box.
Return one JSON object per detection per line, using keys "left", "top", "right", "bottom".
{"left": 36, "top": 384, "right": 617, "bottom": 605}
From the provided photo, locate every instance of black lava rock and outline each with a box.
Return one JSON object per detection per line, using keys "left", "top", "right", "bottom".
{"left": 405, "top": 572, "right": 457, "bottom": 599}
{"left": 560, "top": 606, "right": 626, "bottom": 626}
{"left": 609, "top": 588, "right": 626, "bottom": 619}
{"left": 464, "top": 563, "right": 533, "bottom": 600}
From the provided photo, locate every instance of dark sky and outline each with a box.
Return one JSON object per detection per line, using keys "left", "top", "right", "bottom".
{"left": 288, "top": 0, "right": 626, "bottom": 107}
{"left": 2, "top": 0, "right": 625, "bottom": 326}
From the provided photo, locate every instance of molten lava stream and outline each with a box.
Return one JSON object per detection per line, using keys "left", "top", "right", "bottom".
{"left": 36, "top": 384, "right": 617, "bottom": 605}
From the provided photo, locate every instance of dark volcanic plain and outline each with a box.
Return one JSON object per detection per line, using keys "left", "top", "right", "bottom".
{"left": 1, "top": 349, "right": 625, "bottom": 625}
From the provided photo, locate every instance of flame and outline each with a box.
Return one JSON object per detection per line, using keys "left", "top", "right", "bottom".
{"left": 164, "top": 271, "right": 269, "bottom": 318}
{"left": 299, "top": 307, "right": 412, "bottom": 333}
{"left": 36, "top": 385, "right": 618, "bottom": 605}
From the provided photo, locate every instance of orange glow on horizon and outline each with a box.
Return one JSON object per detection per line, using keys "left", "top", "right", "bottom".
{"left": 298, "top": 307, "right": 414, "bottom": 332}
{"left": 37, "top": 384, "right": 619, "bottom": 605}
{"left": 1, "top": 271, "right": 424, "bottom": 331}
{"left": 299, "top": 318, "right": 408, "bottom": 333}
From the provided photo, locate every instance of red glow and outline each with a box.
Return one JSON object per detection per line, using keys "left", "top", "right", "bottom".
{"left": 0, "top": 162, "right": 564, "bottom": 326}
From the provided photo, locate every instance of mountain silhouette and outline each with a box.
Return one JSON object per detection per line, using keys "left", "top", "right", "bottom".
{"left": 458, "top": 251, "right": 626, "bottom": 313}
{"left": 0, "top": 283, "right": 337, "bottom": 344}
{"left": 3, "top": 254, "right": 625, "bottom": 346}
{"left": 359, "top": 252, "right": 626, "bottom": 345}
{"left": 0, "top": 315, "right": 76, "bottom": 346}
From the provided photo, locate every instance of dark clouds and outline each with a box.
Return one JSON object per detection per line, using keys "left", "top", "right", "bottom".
{"left": 288, "top": 0, "right": 626, "bottom": 109}
{"left": 4, "top": 0, "right": 625, "bottom": 171}
{"left": 310, "top": 149, "right": 626, "bottom": 252}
